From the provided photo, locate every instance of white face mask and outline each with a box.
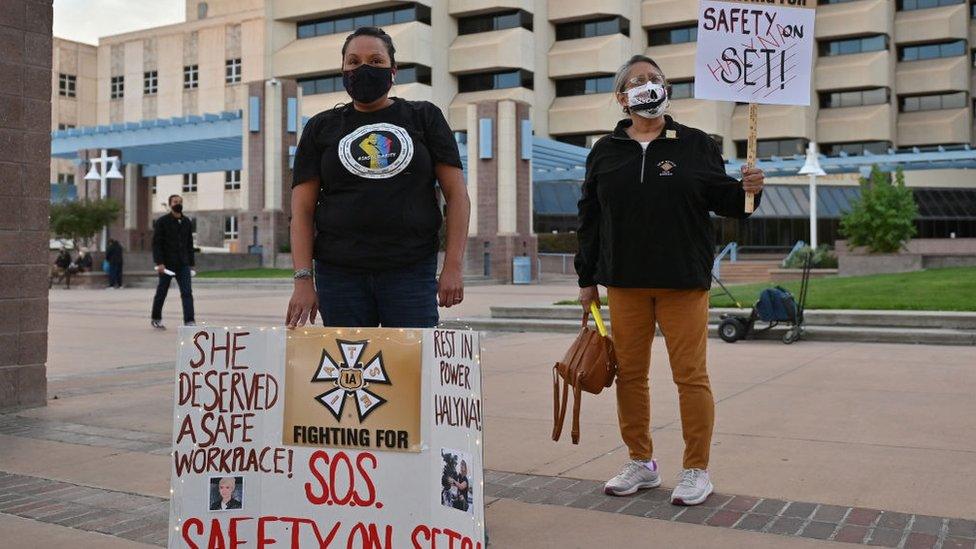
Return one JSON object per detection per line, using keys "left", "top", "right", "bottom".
{"left": 626, "top": 82, "right": 668, "bottom": 119}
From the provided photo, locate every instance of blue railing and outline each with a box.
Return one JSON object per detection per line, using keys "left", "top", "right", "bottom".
{"left": 712, "top": 242, "right": 738, "bottom": 279}
{"left": 781, "top": 240, "right": 807, "bottom": 267}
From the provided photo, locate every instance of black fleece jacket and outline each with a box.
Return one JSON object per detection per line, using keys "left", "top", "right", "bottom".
{"left": 574, "top": 116, "right": 762, "bottom": 290}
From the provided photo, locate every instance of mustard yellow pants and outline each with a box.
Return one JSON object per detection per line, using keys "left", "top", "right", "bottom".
{"left": 607, "top": 287, "right": 714, "bottom": 469}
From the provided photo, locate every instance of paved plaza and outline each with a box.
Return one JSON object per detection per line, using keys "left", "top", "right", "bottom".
{"left": 1, "top": 283, "right": 974, "bottom": 548}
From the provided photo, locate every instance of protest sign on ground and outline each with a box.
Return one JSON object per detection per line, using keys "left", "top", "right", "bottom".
{"left": 168, "top": 326, "right": 485, "bottom": 548}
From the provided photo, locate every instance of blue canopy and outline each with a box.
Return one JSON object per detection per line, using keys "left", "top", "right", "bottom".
{"left": 51, "top": 111, "right": 242, "bottom": 177}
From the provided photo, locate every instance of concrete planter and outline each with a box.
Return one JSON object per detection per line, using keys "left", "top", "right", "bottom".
{"left": 838, "top": 253, "right": 922, "bottom": 277}
{"left": 835, "top": 238, "right": 976, "bottom": 277}
{"left": 769, "top": 268, "right": 838, "bottom": 282}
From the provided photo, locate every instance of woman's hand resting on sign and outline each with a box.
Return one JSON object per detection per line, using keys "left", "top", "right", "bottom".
{"left": 741, "top": 166, "right": 766, "bottom": 193}
{"left": 286, "top": 280, "right": 318, "bottom": 328}
{"left": 438, "top": 264, "right": 464, "bottom": 308}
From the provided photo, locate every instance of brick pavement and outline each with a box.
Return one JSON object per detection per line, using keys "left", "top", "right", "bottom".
{"left": 3, "top": 452, "right": 975, "bottom": 549}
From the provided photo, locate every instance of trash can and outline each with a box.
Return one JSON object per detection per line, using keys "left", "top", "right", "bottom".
{"left": 512, "top": 256, "right": 532, "bottom": 285}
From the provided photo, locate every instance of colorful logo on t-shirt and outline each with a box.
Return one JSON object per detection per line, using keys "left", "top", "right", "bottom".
{"left": 338, "top": 123, "right": 414, "bottom": 179}
{"left": 358, "top": 133, "right": 394, "bottom": 169}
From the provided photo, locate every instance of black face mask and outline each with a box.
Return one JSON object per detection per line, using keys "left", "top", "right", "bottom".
{"left": 171, "top": 204, "right": 183, "bottom": 214}
{"left": 342, "top": 64, "right": 394, "bottom": 104}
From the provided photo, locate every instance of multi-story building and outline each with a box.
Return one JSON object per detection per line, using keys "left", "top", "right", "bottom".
{"left": 51, "top": 37, "right": 97, "bottom": 200}
{"left": 51, "top": 0, "right": 976, "bottom": 248}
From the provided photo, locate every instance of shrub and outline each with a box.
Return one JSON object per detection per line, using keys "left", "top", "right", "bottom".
{"left": 49, "top": 198, "right": 121, "bottom": 248}
{"left": 785, "top": 245, "right": 838, "bottom": 269}
{"left": 839, "top": 166, "right": 918, "bottom": 253}
{"left": 537, "top": 232, "right": 578, "bottom": 254}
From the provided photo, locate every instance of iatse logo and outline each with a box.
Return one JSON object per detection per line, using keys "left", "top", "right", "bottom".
{"left": 311, "top": 340, "right": 391, "bottom": 422}
{"left": 657, "top": 160, "right": 677, "bottom": 176}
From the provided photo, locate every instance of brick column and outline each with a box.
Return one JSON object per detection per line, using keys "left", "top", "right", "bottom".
{"left": 0, "top": 0, "right": 53, "bottom": 410}
{"left": 464, "top": 100, "right": 538, "bottom": 282}
{"left": 239, "top": 79, "right": 298, "bottom": 266}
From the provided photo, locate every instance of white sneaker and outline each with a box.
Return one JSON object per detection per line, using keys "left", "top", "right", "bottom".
{"left": 604, "top": 460, "right": 661, "bottom": 496}
{"left": 670, "top": 468, "right": 714, "bottom": 506}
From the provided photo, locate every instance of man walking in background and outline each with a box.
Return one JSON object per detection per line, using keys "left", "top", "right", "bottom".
{"left": 151, "top": 194, "right": 196, "bottom": 329}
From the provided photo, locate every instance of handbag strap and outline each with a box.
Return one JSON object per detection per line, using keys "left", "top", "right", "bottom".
{"left": 551, "top": 364, "right": 569, "bottom": 441}
{"left": 571, "top": 371, "right": 583, "bottom": 445}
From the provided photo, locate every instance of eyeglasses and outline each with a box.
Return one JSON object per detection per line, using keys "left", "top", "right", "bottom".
{"left": 625, "top": 74, "right": 666, "bottom": 89}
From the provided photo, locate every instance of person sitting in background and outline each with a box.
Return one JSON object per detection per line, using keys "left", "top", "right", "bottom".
{"left": 75, "top": 247, "right": 93, "bottom": 272}
{"left": 50, "top": 247, "right": 74, "bottom": 289}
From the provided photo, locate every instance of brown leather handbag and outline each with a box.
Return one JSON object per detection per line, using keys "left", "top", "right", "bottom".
{"left": 552, "top": 311, "right": 618, "bottom": 444}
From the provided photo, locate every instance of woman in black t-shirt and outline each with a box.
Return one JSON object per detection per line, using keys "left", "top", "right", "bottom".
{"left": 287, "top": 27, "right": 470, "bottom": 328}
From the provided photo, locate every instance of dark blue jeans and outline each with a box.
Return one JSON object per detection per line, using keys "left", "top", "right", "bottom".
{"left": 151, "top": 265, "right": 195, "bottom": 323}
{"left": 108, "top": 263, "right": 123, "bottom": 287}
{"left": 315, "top": 256, "right": 439, "bottom": 328}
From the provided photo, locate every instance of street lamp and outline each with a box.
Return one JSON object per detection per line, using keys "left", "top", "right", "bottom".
{"left": 83, "top": 148, "right": 124, "bottom": 250}
{"left": 798, "top": 142, "right": 826, "bottom": 250}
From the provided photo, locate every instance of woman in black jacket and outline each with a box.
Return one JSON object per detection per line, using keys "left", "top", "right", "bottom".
{"left": 576, "top": 55, "right": 764, "bottom": 506}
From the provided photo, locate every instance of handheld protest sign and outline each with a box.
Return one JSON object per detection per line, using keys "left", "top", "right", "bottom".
{"left": 746, "top": 103, "right": 758, "bottom": 213}
{"left": 168, "top": 326, "right": 485, "bottom": 548}
{"left": 693, "top": 0, "right": 817, "bottom": 213}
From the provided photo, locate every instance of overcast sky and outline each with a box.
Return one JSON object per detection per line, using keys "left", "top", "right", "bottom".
{"left": 53, "top": 0, "right": 185, "bottom": 45}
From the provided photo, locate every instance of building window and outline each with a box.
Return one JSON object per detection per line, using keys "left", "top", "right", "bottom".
{"left": 56, "top": 123, "right": 75, "bottom": 131}
{"left": 553, "top": 134, "right": 589, "bottom": 147}
{"left": 819, "top": 34, "right": 888, "bottom": 56}
{"left": 899, "top": 40, "right": 966, "bottom": 61}
{"left": 58, "top": 73, "right": 76, "bottom": 97}
{"left": 735, "top": 138, "right": 808, "bottom": 159}
{"left": 897, "top": 0, "right": 965, "bottom": 10}
{"left": 395, "top": 64, "right": 432, "bottom": 86}
{"left": 819, "top": 87, "right": 889, "bottom": 108}
{"left": 224, "top": 216, "right": 239, "bottom": 240}
{"left": 225, "top": 58, "right": 241, "bottom": 84}
{"left": 298, "top": 73, "right": 342, "bottom": 96}
{"left": 458, "top": 10, "right": 532, "bottom": 35}
{"left": 144, "top": 70, "right": 158, "bottom": 95}
{"left": 182, "top": 173, "right": 198, "bottom": 193}
{"left": 669, "top": 80, "right": 695, "bottom": 100}
{"left": 555, "top": 16, "right": 629, "bottom": 40}
{"left": 458, "top": 69, "right": 533, "bottom": 93}
{"left": 900, "top": 91, "right": 968, "bottom": 112}
{"left": 297, "top": 3, "right": 431, "bottom": 39}
{"left": 648, "top": 24, "right": 698, "bottom": 46}
{"left": 184, "top": 64, "right": 199, "bottom": 89}
{"left": 57, "top": 173, "right": 75, "bottom": 186}
{"left": 822, "top": 141, "right": 892, "bottom": 156}
{"left": 224, "top": 169, "right": 241, "bottom": 190}
{"left": 110, "top": 76, "right": 124, "bottom": 99}
{"left": 554, "top": 75, "right": 614, "bottom": 97}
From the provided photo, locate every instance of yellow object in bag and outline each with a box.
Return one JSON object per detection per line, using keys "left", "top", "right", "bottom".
{"left": 589, "top": 302, "right": 608, "bottom": 337}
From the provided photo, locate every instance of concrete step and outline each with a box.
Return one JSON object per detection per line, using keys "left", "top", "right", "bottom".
{"left": 455, "top": 317, "right": 976, "bottom": 346}
{"left": 490, "top": 306, "right": 976, "bottom": 331}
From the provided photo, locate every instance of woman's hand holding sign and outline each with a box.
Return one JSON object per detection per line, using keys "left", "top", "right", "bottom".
{"left": 741, "top": 165, "right": 765, "bottom": 194}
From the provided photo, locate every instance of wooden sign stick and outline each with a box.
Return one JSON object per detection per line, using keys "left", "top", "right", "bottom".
{"left": 745, "top": 102, "right": 757, "bottom": 213}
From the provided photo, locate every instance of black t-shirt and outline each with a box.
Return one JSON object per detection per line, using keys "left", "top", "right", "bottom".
{"left": 292, "top": 98, "right": 462, "bottom": 272}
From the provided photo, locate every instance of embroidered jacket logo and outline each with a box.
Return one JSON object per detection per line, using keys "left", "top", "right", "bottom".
{"left": 311, "top": 339, "right": 391, "bottom": 422}
{"left": 657, "top": 160, "right": 677, "bottom": 176}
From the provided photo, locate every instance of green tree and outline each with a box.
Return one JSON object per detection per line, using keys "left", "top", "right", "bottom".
{"left": 839, "top": 166, "right": 918, "bottom": 254}
{"left": 49, "top": 198, "right": 122, "bottom": 247}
